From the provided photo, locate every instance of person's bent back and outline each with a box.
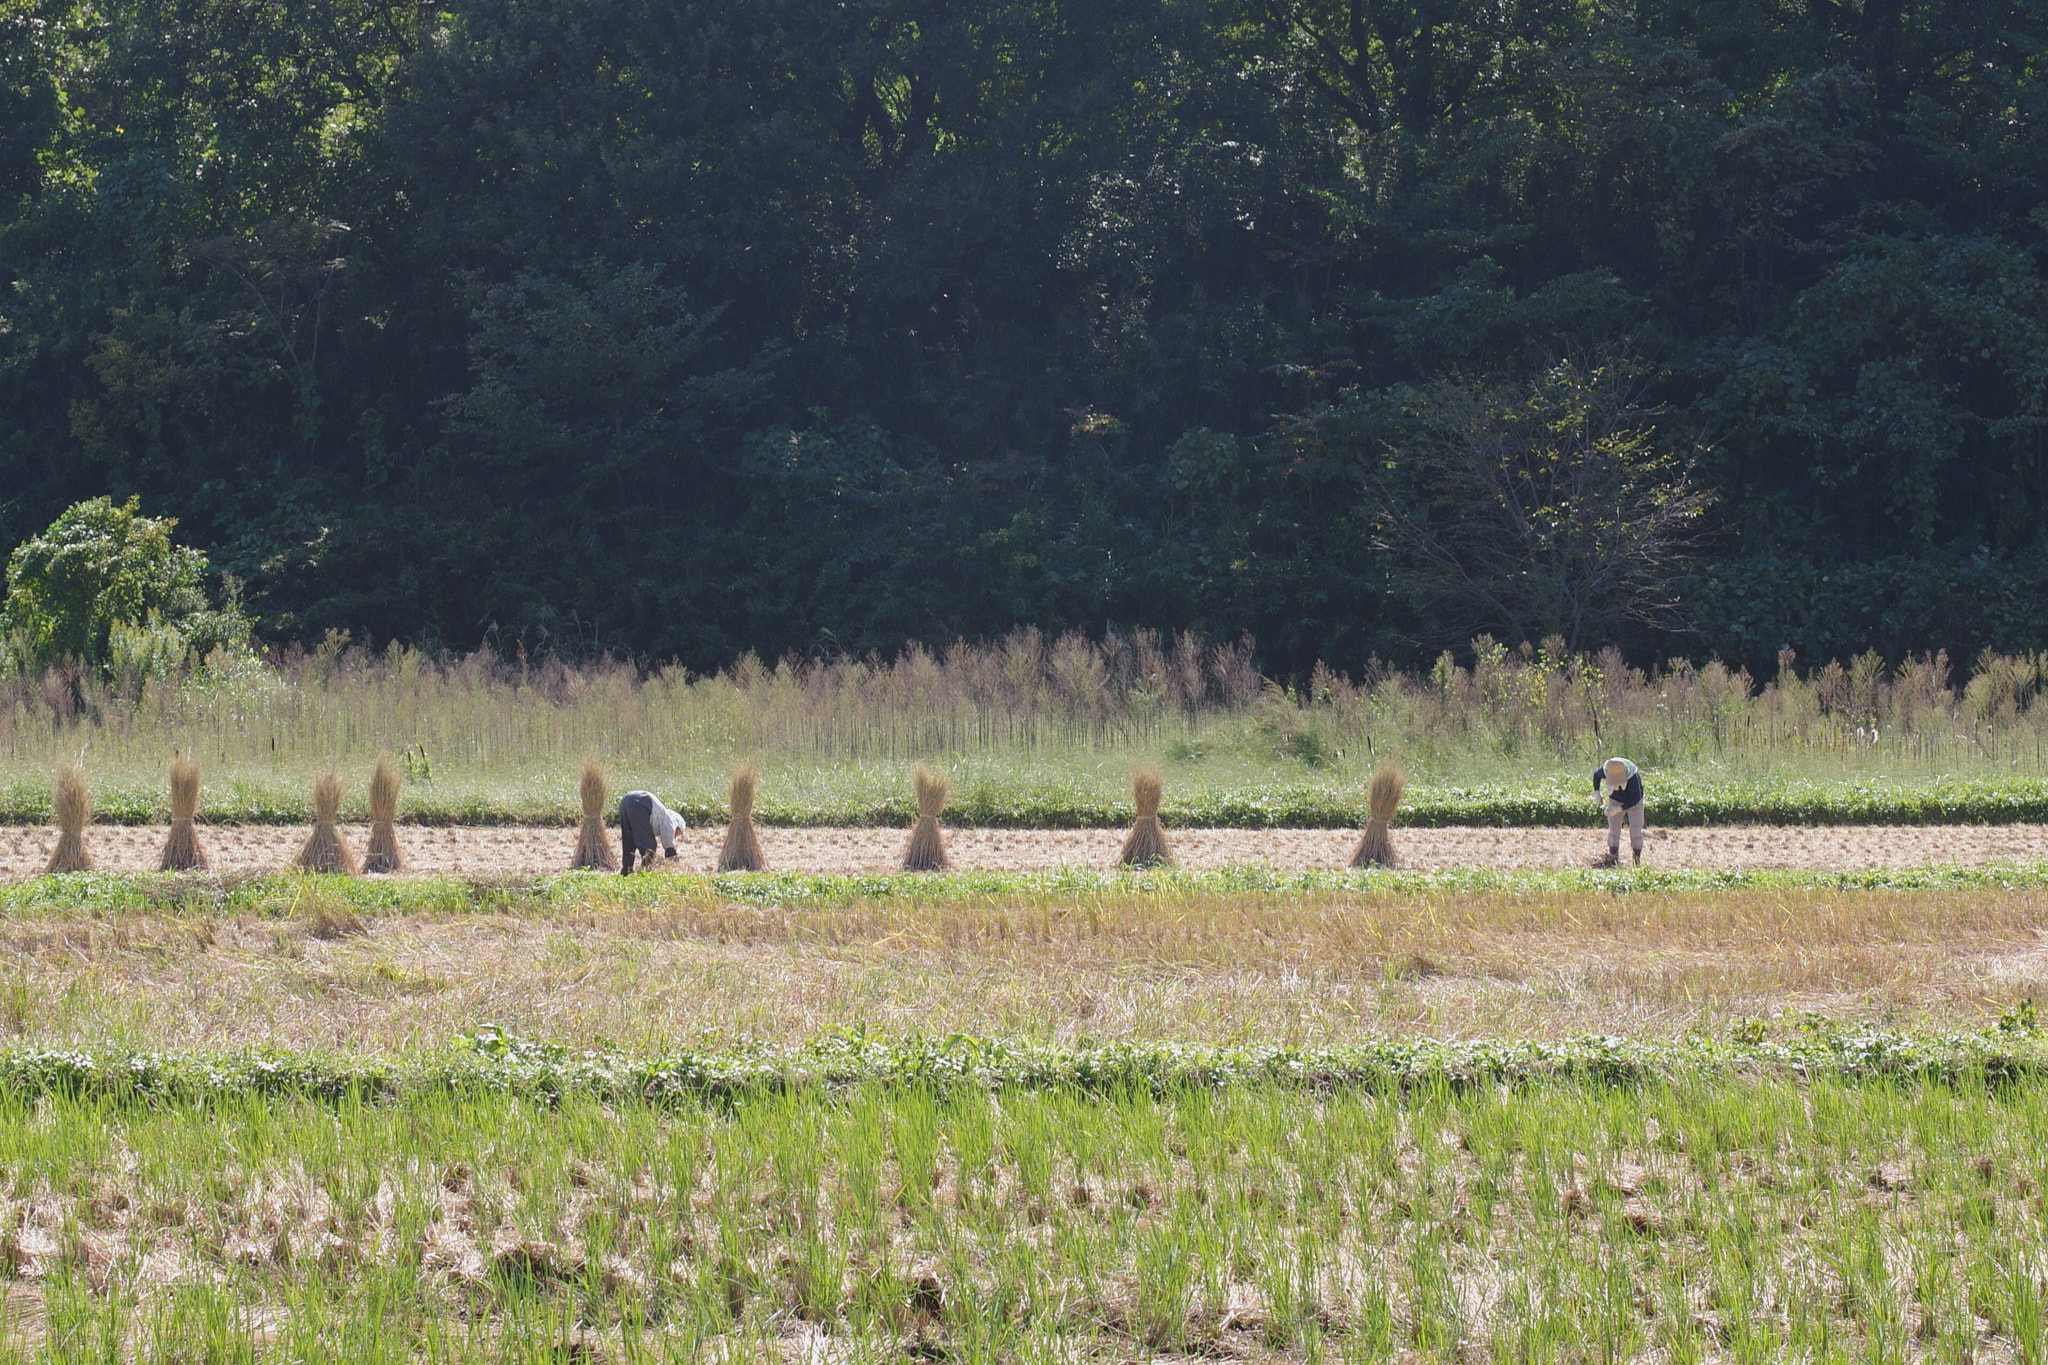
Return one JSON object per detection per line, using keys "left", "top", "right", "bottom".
{"left": 1592, "top": 757, "right": 1645, "bottom": 866}
{"left": 617, "top": 789, "right": 685, "bottom": 873}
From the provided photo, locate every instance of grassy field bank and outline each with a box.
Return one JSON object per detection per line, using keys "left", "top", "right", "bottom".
{"left": 0, "top": 1078, "right": 2042, "bottom": 1360}
{"left": 18, "top": 770, "right": 2048, "bottom": 829}
{"left": 10, "top": 634, "right": 2048, "bottom": 827}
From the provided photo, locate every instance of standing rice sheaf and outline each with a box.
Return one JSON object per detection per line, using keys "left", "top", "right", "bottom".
{"left": 294, "top": 769, "right": 358, "bottom": 875}
{"left": 572, "top": 759, "right": 617, "bottom": 871}
{"left": 158, "top": 755, "right": 209, "bottom": 872}
{"left": 1351, "top": 764, "right": 1406, "bottom": 868}
{"left": 718, "top": 767, "right": 766, "bottom": 872}
{"left": 903, "top": 765, "right": 951, "bottom": 872}
{"left": 362, "top": 753, "right": 404, "bottom": 874}
{"left": 1119, "top": 770, "right": 1173, "bottom": 868}
{"left": 44, "top": 763, "right": 94, "bottom": 875}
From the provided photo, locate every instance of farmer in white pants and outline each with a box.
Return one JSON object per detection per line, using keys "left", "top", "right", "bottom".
{"left": 1592, "top": 757, "right": 1645, "bottom": 866}
{"left": 617, "top": 789, "right": 686, "bottom": 874}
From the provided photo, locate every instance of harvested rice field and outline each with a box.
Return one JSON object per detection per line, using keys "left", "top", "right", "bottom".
{"left": 8, "top": 820, "right": 2048, "bottom": 877}
{"left": 10, "top": 807, "right": 2048, "bottom": 1355}
{"left": 1, "top": 861, "right": 2046, "bottom": 1358}
{"left": 1, "top": 881, "right": 2044, "bottom": 1050}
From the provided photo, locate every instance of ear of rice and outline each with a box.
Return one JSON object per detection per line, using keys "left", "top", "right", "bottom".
{"left": 158, "top": 755, "right": 208, "bottom": 872}
{"left": 362, "top": 753, "right": 404, "bottom": 874}
{"left": 572, "top": 759, "right": 617, "bottom": 870}
{"left": 43, "top": 762, "right": 93, "bottom": 874}
{"left": 718, "top": 766, "right": 765, "bottom": 872}
{"left": 903, "top": 764, "right": 950, "bottom": 872}
{"left": 1119, "top": 769, "right": 1172, "bottom": 868}
{"left": 1351, "top": 763, "right": 1406, "bottom": 868}
{"left": 294, "top": 768, "right": 358, "bottom": 875}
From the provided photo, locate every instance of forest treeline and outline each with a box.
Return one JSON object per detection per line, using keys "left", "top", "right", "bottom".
{"left": 2, "top": 0, "right": 2045, "bottom": 675}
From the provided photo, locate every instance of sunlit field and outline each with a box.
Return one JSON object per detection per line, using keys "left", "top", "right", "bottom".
{"left": 9, "top": 640, "right": 2048, "bottom": 1358}
{"left": 0, "top": 869, "right": 2031, "bottom": 1356}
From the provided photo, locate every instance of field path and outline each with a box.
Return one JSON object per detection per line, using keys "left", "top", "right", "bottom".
{"left": 6, "top": 822, "right": 2048, "bottom": 877}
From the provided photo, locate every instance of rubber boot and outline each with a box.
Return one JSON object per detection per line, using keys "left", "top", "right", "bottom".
{"left": 1594, "top": 848, "right": 1619, "bottom": 868}
{"left": 1632, "top": 848, "right": 1642, "bottom": 866}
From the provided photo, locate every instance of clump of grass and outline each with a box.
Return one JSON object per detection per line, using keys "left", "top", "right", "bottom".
{"left": 1119, "top": 769, "right": 1172, "bottom": 868}
{"left": 362, "top": 753, "right": 403, "bottom": 874}
{"left": 293, "top": 769, "right": 357, "bottom": 875}
{"left": 903, "top": 765, "right": 950, "bottom": 872}
{"left": 1351, "top": 764, "right": 1405, "bottom": 867}
{"left": 42, "top": 762, "right": 92, "bottom": 874}
{"left": 157, "top": 755, "right": 208, "bottom": 872}
{"left": 718, "top": 766, "right": 765, "bottom": 872}
{"left": 571, "top": 759, "right": 616, "bottom": 871}
{"left": 290, "top": 883, "right": 365, "bottom": 939}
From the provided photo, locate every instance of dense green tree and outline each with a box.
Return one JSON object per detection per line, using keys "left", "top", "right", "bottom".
{"left": 1, "top": 0, "right": 2045, "bottom": 672}
{"left": 1, "top": 495, "right": 246, "bottom": 672}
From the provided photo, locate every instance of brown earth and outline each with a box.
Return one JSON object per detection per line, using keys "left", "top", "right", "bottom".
{"left": 4, "top": 820, "right": 2048, "bottom": 877}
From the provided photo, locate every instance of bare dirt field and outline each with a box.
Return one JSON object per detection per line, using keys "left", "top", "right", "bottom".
{"left": 6, "top": 820, "right": 2048, "bottom": 878}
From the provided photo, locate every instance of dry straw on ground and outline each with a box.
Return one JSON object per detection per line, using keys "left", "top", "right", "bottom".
{"left": 18, "top": 884, "right": 2048, "bottom": 1051}
{"left": 1119, "top": 769, "right": 1173, "bottom": 868}
{"left": 362, "top": 754, "right": 404, "bottom": 874}
{"left": 572, "top": 760, "right": 617, "bottom": 871}
{"left": 293, "top": 770, "right": 358, "bottom": 875}
{"left": 157, "top": 755, "right": 208, "bottom": 872}
{"left": 903, "top": 765, "right": 951, "bottom": 872}
{"left": 718, "top": 767, "right": 765, "bottom": 872}
{"left": 42, "top": 763, "right": 93, "bottom": 874}
{"left": 1351, "top": 764, "right": 1406, "bottom": 868}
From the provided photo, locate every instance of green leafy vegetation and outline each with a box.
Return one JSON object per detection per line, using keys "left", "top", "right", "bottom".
{"left": 0, "top": 1013, "right": 2043, "bottom": 1103}
{"left": 0, "top": 498, "right": 250, "bottom": 681}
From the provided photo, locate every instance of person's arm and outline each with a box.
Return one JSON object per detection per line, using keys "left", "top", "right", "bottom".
{"left": 658, "top": 803, "right": 682, "bottom": 855}
{"left": 1592, "top": 765, "right": 1607, "bottom": 794}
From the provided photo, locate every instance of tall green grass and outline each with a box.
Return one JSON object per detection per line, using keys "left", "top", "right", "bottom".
{"left": 8, "top": 631, "right": 2048, "bottom": 824}
{"left": 0, "top": 1075, "right": 2042, "bottom": 1360}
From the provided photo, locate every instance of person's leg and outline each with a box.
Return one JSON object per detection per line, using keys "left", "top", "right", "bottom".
{"left": 620, "top": 821, "right": 634, "bottom": 875}
{"left": 1607, "top": 808, "right": 1623, "bottom": 855}
{"left": 1629, "top": 804, "right": 1646, "bottom": 863}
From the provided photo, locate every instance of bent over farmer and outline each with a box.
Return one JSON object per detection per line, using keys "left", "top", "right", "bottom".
{"left": 618, "top": 789, "right": 686, "bottom": 874}
{"left": 1592, "top": 757, "right": 1645, "bottom": 866}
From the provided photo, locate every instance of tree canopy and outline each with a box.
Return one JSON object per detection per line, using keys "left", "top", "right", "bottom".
{"left": 2, "top": 0, "right": 2044, "bottom": 673}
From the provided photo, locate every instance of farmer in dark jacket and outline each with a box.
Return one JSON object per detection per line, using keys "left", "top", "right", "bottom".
{"left": 617, "top": 789, "right": 686, "bottom": 874}
{"left": 1592, "top": 757, "right": 1645, "bottom": 866}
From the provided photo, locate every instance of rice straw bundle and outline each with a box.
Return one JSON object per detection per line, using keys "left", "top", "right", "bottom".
{"left": 572, "top": 759, "right": 617, "bottom": 871}
{"left": 1350, "top": 764, "right": 1406, "bottom": 868}
{"left": 902, "top": 764, "right": 950, "bottom": 872}
{"left": 294, "top": 769, "right": 358, "bottom": 875}
{"left": 158, "top": 755, "right": 208, "bottom": 872}
{"left": 362, "top": 754, "right": 404, "bottom": 874}
{"left": 718, "top": 766, "right": 765, "bottom": 872}
{"left": 43, "top": 763, "right": 93, "bottom": 874}
{"left": 1118, "top": 769, "right": 1173, "bottom": 868}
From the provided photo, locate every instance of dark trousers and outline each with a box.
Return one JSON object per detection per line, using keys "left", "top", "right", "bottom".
{"left": 618, "top": 790, "right": 656, "bottom": 874}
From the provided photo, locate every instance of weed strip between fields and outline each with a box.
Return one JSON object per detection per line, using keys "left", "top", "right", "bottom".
{"left": 9, "top": 862, "right": 2048, "bottom": 916}
{"left": 2, "top": 1013, "right": 2044, "bottom": 1107}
